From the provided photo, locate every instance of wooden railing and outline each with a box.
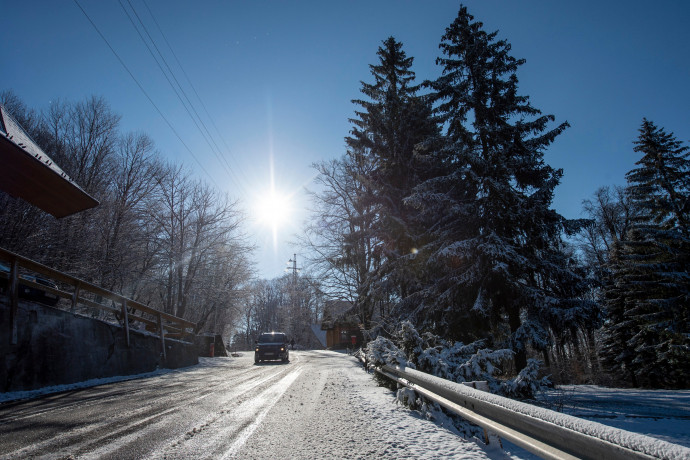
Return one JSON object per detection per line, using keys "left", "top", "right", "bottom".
{"left": 0, "top": 247, "right": 196, "bottom": 360}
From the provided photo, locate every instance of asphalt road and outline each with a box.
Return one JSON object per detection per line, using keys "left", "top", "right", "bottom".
{"left": 0, "top": 351, "right": 313, "bottom": 459}
{"left": 0, "top": 350, "right": 492, "bottom": 459}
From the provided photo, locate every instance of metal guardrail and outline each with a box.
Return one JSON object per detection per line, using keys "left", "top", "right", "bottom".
{"left": 0, "top": 247, "right": 196, "bottom": 359}
{"left": 356, "top": 350, "right": 690, "bottom": 460}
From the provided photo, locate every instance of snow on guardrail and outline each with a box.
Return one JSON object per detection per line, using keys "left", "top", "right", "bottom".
{"left": 355, "top": 350, "right": 690, "bottom": 460}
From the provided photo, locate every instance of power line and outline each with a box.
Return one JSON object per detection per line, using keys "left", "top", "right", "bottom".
{"left": 126, "top": 0, "right": 247, "bottom": 192}
{"left": 72, "top": 0, "right": 220, "bottom": 189}
{"left": 140, "top": 0, "right": 253, "bottom": 194}
{"left": 118, "top": 0, "right": 246, "bottom": 194}
{"left": 142, "top": 0, "right": 250, "bottom": 189}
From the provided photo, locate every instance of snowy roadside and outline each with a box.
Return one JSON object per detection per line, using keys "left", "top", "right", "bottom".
{"left": 349, "top": 357, "right": 690, "bottom": 457}
{"left": 538, "top": 385, "right": 690, "bottom": 448}
{"left": 0, "top": 368, "right": 176, "bottom": 404}
{"left": 336, "top": 351, "right": 516, "bottom": 459}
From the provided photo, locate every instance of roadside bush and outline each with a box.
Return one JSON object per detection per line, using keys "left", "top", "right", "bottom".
{"left": 365, "top": 321, "right": 550, "bottom": 399}
{"left": 364, "top": 321, "right": 552, "bottom": 442}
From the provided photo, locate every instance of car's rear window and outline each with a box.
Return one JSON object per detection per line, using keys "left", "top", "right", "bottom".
{"left": 258, "top": 333, "right": 286, "bottom": 343}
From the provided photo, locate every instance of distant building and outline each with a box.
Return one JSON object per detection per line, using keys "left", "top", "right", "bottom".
{"left": 320, "top": 300, "right": 364, "bottom": 349}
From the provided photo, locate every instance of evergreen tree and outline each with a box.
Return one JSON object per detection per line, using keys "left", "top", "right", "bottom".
{"left": 604, "top": 120, "right": 690, "bottom": 388}
{"left": 580, "top": 186, "right": 639, "bottom": 385}
{"left": 600, "top": 240, "right": 640, "bottom": 386}
{"left": 345, "top": 37, "right": 438, "bottom": 327}
{"left": 407, "top": 6, "right": 594, "bottom": 371}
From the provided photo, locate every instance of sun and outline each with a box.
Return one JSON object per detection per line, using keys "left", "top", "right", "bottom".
{"left": 255, "top": 188, "right": 291, "bottom": 231}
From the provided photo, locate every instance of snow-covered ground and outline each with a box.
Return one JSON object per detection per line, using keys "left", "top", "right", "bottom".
{"left": 1, "top": 351, "right": 688, "bottom": 459}
{"left": 537, "top": 384, "right": 690, "bottom": 448}
{"left": 217, "top": 351, "right": 503, "bottom": 459}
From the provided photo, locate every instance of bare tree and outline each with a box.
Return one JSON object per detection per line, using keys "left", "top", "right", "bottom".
{"left": 300, "top": 156, "right": 381, "bottom": 328}
{"left": 92, "top": 132, "right": 163, "bottom": 292}
{"left": 64, "top": 96, "right": 120, "bottom": 194}
{"left": 579, "top": 186, "right": 637, "bottom": 282}
{"left": 1, "top": 92, "right": 256, "bottom": 339}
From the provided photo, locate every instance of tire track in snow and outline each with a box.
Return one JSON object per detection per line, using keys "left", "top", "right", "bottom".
{"left": 219, "top": 367, "right": 303, "bottom": 459}
{"left": 84, "top": 364, "right": 301, "bottom": 459}
{"left": 147, "top": 366, "right": 303, "bottom": 459}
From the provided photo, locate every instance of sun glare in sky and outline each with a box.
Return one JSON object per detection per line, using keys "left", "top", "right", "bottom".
{"left": 254, "top": 152, "right": 294, "bottom": 251}
{"left": 256, "top": 187, "right": 291, "bottom": 231}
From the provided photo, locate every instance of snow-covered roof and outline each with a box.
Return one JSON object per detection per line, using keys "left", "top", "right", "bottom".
{"left": 0, "top": 104, "right": 98, "bottom": 218}
{"left": 321, "top": 300, "right": 356, "bottom": 329}
{"left": 310, "top": 324, "right": 327, "bottom": 348}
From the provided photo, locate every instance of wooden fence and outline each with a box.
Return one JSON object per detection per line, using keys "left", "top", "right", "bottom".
{"left": 0, "top": 247, "right": 196, "bottom": 360}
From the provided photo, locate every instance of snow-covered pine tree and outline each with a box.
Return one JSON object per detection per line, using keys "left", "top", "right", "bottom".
{"left": 605, "top": 120, "right": 690, "bottom": 388}
{"left": 600, "top": 239, "right": 640, "bottom": 387}
{"left": 345, "top": 37, "right": 438, "bottom": 326}
{"left": 406, "top": 6, "right": 594, "bottom": 371}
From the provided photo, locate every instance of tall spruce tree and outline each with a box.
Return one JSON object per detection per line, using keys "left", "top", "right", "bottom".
{"left": 600, "top": 239, "right": 640, "bottom": 386}
{"left": 603, "top": 120, "right": 690, "bottom": 388}
{"left": 345, "top": 37, "right": 438, "bottom": 326}
{"left": 407, "top": 6, "right": 594, "bottom": 371}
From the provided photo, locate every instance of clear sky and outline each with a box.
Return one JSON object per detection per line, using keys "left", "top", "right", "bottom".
{"left": 2, "top": 1, "right": 689, "bottom": 279}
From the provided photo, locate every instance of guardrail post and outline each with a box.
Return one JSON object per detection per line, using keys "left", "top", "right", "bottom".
{"left": 157, "top": 312, "right": 166, "bottom": 361}
{"left": 71, "top": 281, "right": 81, "bottom": 313}
{"left": 9, "top": 257, "right": 18, "bottom": 345}
{"left": 121, "top": 298, "right": 130, "bottom": 347}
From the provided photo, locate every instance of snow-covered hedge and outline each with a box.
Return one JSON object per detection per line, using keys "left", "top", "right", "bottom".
{"left": 364, "top": 321, "right": 551, "bottom": 441}
{"left": 364, "top": 321, "right": 549, "bottom": 398}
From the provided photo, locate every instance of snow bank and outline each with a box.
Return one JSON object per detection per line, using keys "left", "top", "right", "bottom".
{"left": 392, "top": 365, "right": 690, "bottom": 460}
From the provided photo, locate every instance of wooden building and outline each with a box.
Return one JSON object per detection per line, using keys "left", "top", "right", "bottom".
{"left": 320, "top": 300, "right": 364, "bottom": 349}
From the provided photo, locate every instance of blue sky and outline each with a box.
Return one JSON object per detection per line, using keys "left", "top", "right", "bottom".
{"left": 2, "top": 1, "right": 689, "bottom": 279}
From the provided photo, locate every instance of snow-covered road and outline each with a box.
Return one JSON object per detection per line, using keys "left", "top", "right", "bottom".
{"left": 0, "top": 350, "right": 504, "bottom": 459}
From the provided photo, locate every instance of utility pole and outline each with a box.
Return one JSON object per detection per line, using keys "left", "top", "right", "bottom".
{"left": 286, "top": 254, "right": 301, "bottom": 344}
{"left": 287, "top": 253, "right": 300, "bottom": 284}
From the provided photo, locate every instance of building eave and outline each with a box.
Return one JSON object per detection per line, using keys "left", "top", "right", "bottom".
{"left": 0, "top": 106, "right": 98, "bottom": 218}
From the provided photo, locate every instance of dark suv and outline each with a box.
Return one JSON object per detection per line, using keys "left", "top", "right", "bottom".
{"left": 254, "top": 332, "right": 289, "bottom": 364}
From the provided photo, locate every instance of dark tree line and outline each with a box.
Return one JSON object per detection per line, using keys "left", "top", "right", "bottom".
{"left": 303, "top": 5, "right": 688, "bottom": 388}
{"left": 0, "top": 90, "right": 254, "bottom": 337}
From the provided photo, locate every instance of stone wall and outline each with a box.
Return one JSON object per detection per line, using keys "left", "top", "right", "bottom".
{"left": 0, "top": 298, "right": 198, "bottom": 392}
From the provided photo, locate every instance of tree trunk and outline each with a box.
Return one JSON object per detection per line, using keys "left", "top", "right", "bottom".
{"left": 508, "top": 306, "right": 527, "bottom": 371}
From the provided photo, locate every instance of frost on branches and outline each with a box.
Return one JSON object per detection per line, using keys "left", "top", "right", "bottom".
{"left": 365, "top": 321, "right": 550, "bottom": 397}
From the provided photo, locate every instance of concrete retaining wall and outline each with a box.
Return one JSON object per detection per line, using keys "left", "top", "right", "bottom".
{"left": 0, "top": 299, "right": 198, "bottom": 393}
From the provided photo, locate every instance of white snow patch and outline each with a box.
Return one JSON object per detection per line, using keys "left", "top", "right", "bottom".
{"left": 538, "top": 385, "right": 690, "bottom": 448}
{"left": 0, "top": 369, "right": 172, "bottom": 403}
